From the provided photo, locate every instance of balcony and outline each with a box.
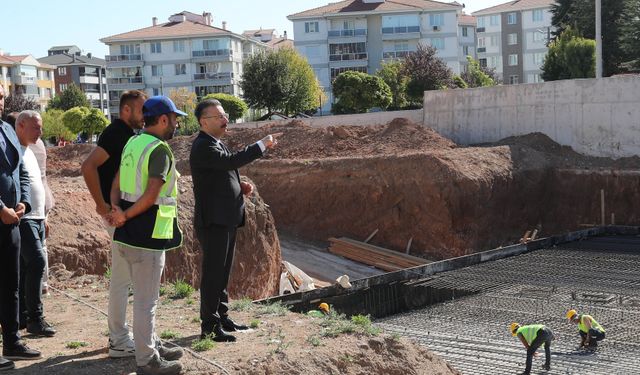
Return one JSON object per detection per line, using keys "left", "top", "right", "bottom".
{"left": 329, "top": 52, "right": 368, "bottom": 62}
{"left": 193, "top": 72, "right": 234, "bottom": 82}
{"left": 192, "top": 49, "right": 233, "bottom": 61}
{"left": 477, "top": 27, "right": 486, "bottom": 33}
{"left": 15, "top": 76, "right": 36, "bottom": 85}
{"left": 107, "top": 77, "right": 143, "bottom": 85}
{"left": 382, "top": 51, "right": 410, "bottom": 59}
{"left": 381, "top": 26, "right": 420, "bottom": 34}
{"left": 328, "top": 29, "right": 367, "bottom": 38}
{"left": 105, "top": 54, "right": 143, "bottom": 62}
{"left": 477, "top": 47, "right": 487, "bottom": 53}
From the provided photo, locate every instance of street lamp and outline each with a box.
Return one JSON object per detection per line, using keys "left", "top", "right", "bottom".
{"left": 595, "top": 0, "right": 603, "bottom": 78}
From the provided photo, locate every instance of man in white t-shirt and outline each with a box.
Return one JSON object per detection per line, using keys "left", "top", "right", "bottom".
{"left": 15, "top": 111, "right": 55, "bottom": 337}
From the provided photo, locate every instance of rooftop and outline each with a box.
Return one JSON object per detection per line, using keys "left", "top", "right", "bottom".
{"left": 38, "top": 53, "right": 105, "bottom": 67}
{"left": 288, "top": 0, "right": 462, "bottom": 19}
{"left": 472, "top": 0, "right": 554, "bottom": 16}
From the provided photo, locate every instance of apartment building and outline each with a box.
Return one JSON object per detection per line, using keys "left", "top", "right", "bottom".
{"left": 473, "top": 0, "right": 554, "bottom": 84}
{"left": 288, "top": 0, "right": 470, "bottom": 112}
{"left": 100, "top": 11, "right": 268, "bottom": 117}
{"left": 458, "top": 14, "right": 477, "bottom": 71}
{"left": 0, "top": 52, "right": 55, "bottom": 110}
{"left": 243, "top": 29, "right": 294, "bottom": 50}
{"left": 38, "top": 47, "right": 108, "bottom": 115}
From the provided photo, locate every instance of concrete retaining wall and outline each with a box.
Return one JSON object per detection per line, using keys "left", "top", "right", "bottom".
{"left": 423, "top": 76, "right": 640, "bottom": 158}
{"left": 234, "top": 109, "right": 423, "bottom": 129}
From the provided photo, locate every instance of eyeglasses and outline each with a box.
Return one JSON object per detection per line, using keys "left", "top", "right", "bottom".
{"left": 201, "top": 114, "right": 229, "bottom": 120}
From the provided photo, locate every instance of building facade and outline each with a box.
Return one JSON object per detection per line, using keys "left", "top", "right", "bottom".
{"left": 473, "top": 0, "right": 554, "bottom": 84}
{"left": 38, "top": 48, "right": 108, "bottom": 115}
{"left": 458, "top": 14, "right": 477, "bottom": 71}
{"left": 0, "top": 53, "right": 55, "bottom": 110}
{"left": 288, "top": 0, "right": 472, "bottom": 113}
{"left": 100, "top": 11, "right": 268, "bottom": 118}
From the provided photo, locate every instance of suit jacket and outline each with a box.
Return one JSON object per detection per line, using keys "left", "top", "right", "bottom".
{"left": 0, "top": 121, "right": 31, "bottom": 227}
{"left": 190, "top": 131, "right": 263, "bottom": 228}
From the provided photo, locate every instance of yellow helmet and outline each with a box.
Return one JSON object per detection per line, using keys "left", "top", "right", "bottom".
{"left": 318, "top": 303, "right": 330, "bottom": 313}
{"left": 510, "top": 322, "right": 520, "bottom": 336}
{"left": 566, "top": 309, "right": 578, "bottom": 320}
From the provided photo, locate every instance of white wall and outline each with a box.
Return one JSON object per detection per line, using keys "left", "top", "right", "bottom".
{"left": 293, "top": 19, "right": 328, "bottom": 42}
{"left": 423, "top": 76, "right": 640, "bottom": 158}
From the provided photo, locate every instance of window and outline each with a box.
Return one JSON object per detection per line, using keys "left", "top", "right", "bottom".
{"left": 479, "top": 58, "right": 487, "bottom": 67}
{"left": 151, "top": 65, "right": 163, "bottom": 76}
{"left": 153, "top": 88, "right": 160, "bottom": 96}
{"left": 490, "top": 15, "right": 499, "bottom": 26}
{"left": 394, "top": 42, "right": 409, "bottom": 51}
{"left": 431, "top": 38, "right": 445, "bottom": 50}
{"left": 429, "top": 14, "right": 444, "bottom": 27}
{"left": 532, "top": 9, "right": 543, "bottom": 22}
{"left": 330, "top": 66, "right": 367, "bottom": 80}
{"left": 489, "top": 56, "right": 500, "bottom": 68}
{"left": 533, "top": 52, "right": 546, "bottom": 66}
{"left": 150, "top": 42, "right": 162, "bottom": 53}
{"left": 490, "top": 36, "right": 499, "bottom": 46}
{"left": 507, "top": 12, "right": 517, "bottom": 25}
{"left": 305, "top": 21, "right": 319, "bottom": 33}
{"left": 509, "top": 75, "right": 519, "bottom": 84}
{"left": 203, "top": 39, "right": 219, "bottom": 50}
{"left": 58, "top": 67, "right": 66, "bottom": 75}
{"left": 478, "top": 37, "right": 485, "bottom": 47}
{"left": 508, "top": 33, "right": 518, "bottom": 45}
{"left": 508, "top": 54, "right": 518, "bottom": 66}
{"left": 173, "top": 40, "right": 185, "bottom": 52}
{"left": 533, "top": 31, "right": 546, "bottom": 43}
{"left": 462, "top": 27, "right": 468, "bottom": 37}
{"left": 120, "top": 44, "right": 140, "bottom": 55}
{"left": 477, "top": 17, "right": 486, "bottom": 28}
{"left": 174, "top": 64, "right": 186, "bottom": 75}
{"left": 463, "top": 45, "right": 469, "bottom": 56}
{"left": 59, "top": 83, "right": 68, "bottom": 91}
{"left": 343, "top": 20, "right": 355, "bottom": 30}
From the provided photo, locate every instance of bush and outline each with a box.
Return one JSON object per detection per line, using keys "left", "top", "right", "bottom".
{"left": 171, "top": 279, "right": 195, "bottom": 299}
{"left": 202, "top": 93, "right": 248, "bottom": 122}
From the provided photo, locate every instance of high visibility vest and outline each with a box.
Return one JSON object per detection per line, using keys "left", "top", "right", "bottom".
{"left": 115, "top": 133, "right": 181, "bottom": 250}
{"left": 579, "top": 315, "right": 605, "bottom": 333}
{"left": 517, "top": 324, "right": 544, "bottom": 346}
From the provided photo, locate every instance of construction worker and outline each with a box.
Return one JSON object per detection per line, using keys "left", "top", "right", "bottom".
{"left": 566, "top": 309, "right": 605, "bottom": 349}
{"left": 510, "top": 322, "right": 552, "bottom": 375}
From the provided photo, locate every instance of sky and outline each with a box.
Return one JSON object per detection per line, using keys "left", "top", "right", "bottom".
{"left": 1, "top": 0, "right": 506, "bottom": 59}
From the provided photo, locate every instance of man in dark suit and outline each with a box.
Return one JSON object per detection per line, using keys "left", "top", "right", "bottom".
{"left": 0, "top": 85, "right": 41, "bottom": 369}
{"left": 190, "top": 99, "right": 278, "bottom": 342}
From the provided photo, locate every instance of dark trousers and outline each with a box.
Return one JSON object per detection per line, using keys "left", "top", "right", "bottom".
{"left": 525, "top": 327, "right": 552, "bottom": 373}
{"left": 196, "top": 224, "right": 237, "bottom": 331}
{"left": 19, "top": 219, "right": 46, "bottom": 323}
{"left": 0, "top": 224, "right": 21, "bottom": 347}
{"left": 580, "top": 329, "right": 606, "bottom": 343}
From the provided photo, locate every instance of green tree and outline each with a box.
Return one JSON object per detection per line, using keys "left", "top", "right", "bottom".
{"left": 240, "top": 48, "right": 322, "bottom": 115}
{"left": 619, "top": 0, "right": 640, "bottom": 71}
{"left": 402, "top": 43, "right": 453, "bottom": 104}
{"left": 452, "top": 75, "right": 468, "bottom": 89}
{"left": 203, "top": 93, "right": 248, "bottom": 122}
{"left": 167, "top": 88, "right": 199, "bottom": 136}
{"left": 460, "top": 56, "right": 496, "bottom": 88}
{"left": 41, "top": 109, "right": 75, "bottom": 143}
{"left": 331, "top": 71, "right": 392, "bottom": 114}
{"left": 83, "top": 108, "right": 109, "bottom": 142}
{"left": 542, "top": 28, "right": 595, "bottom": 81}
{"left": 48, "top": 83, "right": 91, "bottom": 111}
{"left": 376, "top": 61, "right": 409, "bottom": 110}
{"left": 61, "top": 107, "right": 90, "bottom": 134}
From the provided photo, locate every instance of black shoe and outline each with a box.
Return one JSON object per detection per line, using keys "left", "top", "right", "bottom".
{"left": 3, "top": 341, "right": 42, "bottom": 360}
{"left": 201, "top": 324, "right": 236, "bottom": 342}
{"left": 0, "top": 357, "right": 15, "bottom": 371}
{"left": 27, "top": 318, "right": 56, "bottom": 337}
{"left": 221, "top": 317, "right": 248, "bottom": 332}
{"left": 542, "top": 364, "right": 551, "bottom": 371}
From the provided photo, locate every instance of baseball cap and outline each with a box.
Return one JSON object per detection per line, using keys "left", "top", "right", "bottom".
{"left": 143, "top": 96, "right": 187, "bottom": 117}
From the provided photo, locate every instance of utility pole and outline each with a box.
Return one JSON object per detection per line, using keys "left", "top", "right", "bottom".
{"left": 595, "top": 0, "right": 603, "bottom": 78}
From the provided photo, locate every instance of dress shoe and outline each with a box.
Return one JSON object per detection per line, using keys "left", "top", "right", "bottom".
{"left": 0, "top": 357, "right": 15, "bottom": 371}
{"left": 3, "top": 341, "right": 41, "bottom": 360}
{"left": 221, "top": 317, "right": 248, "bottom": 332}
{"left": 201, "top": 324, "right": 236, "bottom": 342}
{"left": 27, "top": 318, "right": 56, "bottom": 337}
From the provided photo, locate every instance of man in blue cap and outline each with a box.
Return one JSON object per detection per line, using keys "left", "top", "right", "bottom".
{"left": 109, "top": 96, "right": 185, "bottom": 375}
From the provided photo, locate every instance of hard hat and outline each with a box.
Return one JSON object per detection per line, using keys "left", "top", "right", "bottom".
{"left": 510, "top": 322, "right": 520, "bottom": 336}
{"left": 319, "top": 303, "right": 330, "bottom": 313}
{"left": 566, "top": 309, "right": 578, "bottom": 320}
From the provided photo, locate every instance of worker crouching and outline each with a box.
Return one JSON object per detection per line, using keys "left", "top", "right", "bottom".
{"left": 510, "top": 322, "right": 553, "bottom": 375}
{"left": 566, "top": 309, "right": 605, "bottom": 349}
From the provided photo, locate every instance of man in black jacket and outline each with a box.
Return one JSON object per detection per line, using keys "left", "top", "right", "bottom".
{"left": 190, "top": 99, "right": 278, "bottom": 342}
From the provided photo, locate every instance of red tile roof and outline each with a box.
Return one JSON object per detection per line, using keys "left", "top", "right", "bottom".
{"left": 288, "top": 0, "right": 461, "bottom": 19}
{"left": 100, "top": 21, "right": 234, "bottom": 43}
{"left": 472, "top": 0, "right": 554, "bottom": 16}
{"left": 459, "top": 14, "right": 476, "bottom": 25}
{"left": 267, "top": 37, "right": 294, "bottom": 50}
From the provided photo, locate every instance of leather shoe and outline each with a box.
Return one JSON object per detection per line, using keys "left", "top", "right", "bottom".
{"left": 201, "top": 324, "right": 236, "bottom": 342}
{"left": 221, "top": 317, "right": 248, "bottom": 332}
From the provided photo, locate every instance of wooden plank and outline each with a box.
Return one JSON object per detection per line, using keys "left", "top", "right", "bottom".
{"left": 363, "top": 229, "right": 379, "bottom": 243}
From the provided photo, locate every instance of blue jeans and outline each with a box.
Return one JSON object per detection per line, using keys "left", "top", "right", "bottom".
{"left": 19, "top": 219, "right": 46, "bottom": 323}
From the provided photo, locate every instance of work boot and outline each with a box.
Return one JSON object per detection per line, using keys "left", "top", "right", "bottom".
{"left": 27, "top": 318, "right": 56, "bottom": 337}
{"left": 109, "top": 337, "right": 136, "bottom": 358}
{"left": 221, "top": 317, "right": 248, "bottom": 332}
{"left": 0, "top": 357, "right": 15, "bottom": 371}
{"left": 2, "top": 341, "right": 42, "bottom": 360}
{"left": 136, "top": 353, "right": 182, "bottom": 375}
{"left": 201, "top": 324, "right": 236, "bottom": 342}
{"left": 157, "top": 342, "right": 183, "bottom": 361}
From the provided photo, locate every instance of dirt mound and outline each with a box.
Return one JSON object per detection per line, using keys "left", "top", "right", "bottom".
{"left": 46, "top": 176, "right": 281, "bottom": 299}
{"left": 47, "top": 144, "right": 93, "bottom": 177}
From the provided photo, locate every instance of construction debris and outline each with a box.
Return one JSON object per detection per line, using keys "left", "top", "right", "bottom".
{"left": 328, "top": 237, "right": 428, "bottom": 272}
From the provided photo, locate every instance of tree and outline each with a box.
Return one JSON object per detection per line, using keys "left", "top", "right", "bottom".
{"left": 376, "top": 61, "right": 409, "bottom": 110}
{"left": 619, "top": 0, "right": 640, "bottom": 71}
{"left": 402, "top": 43, "right": 454, "bottom": 104}
{"left": 83, "top": 108, "right": 109, "bottom": 142}
{"left": 203, "top": 93, "right": 248, "bottom": 122}
{"left": 452, "top": 75, "right": 468, "bottom": 89}
{"left": 240, "top": 48, "right": 323, "bottom": 115}
{"left": 48, "top": 83, "right": 91, "bottom": 111}
{"left": 61, "top": 106, "right": 108, "bottom": 143}
{"left": 542, "top": 28, "right": 595, "bottom": 81}
{"left": 3, "top": 93, "right": 39, "bottom": 116}
{"left": 168, "top": 88, "right": 199, "bottom": 136}
{"left": 331, "top": 71, "right": 392, "bottom": 114}
{"left": 61, "top": 107, "right": 90, "bottom": 135}
{"left": 42, "top": 109, "right": 75, "bottom": 143}
{"left": 460, "top": 56, "right": 496, "bottom": 88}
